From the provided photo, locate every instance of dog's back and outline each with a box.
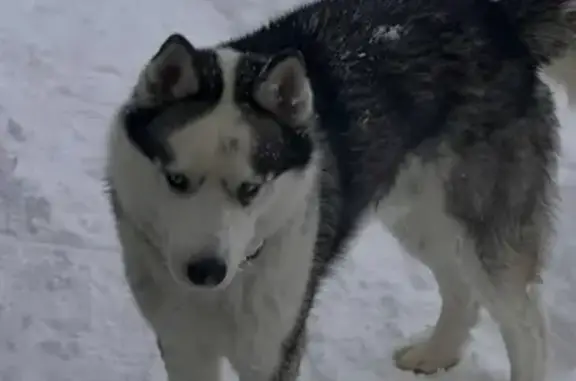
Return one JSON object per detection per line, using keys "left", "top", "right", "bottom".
{"left": 226, "top": 0, "right": 576, "bottom": 269}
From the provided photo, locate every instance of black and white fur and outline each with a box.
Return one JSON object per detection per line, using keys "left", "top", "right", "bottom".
{"left": 105, "top": 1, "right": 576, "bottom": 380}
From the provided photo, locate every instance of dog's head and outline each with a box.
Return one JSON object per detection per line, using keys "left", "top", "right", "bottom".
{"left": 108, "top": 34, "right": 319, "bottom": 290}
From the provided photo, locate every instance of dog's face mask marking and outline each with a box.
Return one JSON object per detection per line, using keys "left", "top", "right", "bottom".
{"left": 114, "top": 34, "right": 316, "bottom": 290}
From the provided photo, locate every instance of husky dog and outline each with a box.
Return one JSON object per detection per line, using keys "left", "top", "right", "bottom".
{"left": 105, "top": 0, "right": 576, "bottom": 380}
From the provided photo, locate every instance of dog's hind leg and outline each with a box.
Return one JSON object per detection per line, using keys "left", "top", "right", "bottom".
{"left": 377, "top": 148, "right": 551, "bottom": 380}
{"left": 379, "top": 210, "right": 480, "bottom": 373}
{"left": 440, "top": 224, "right": 549, "bottom": 381}
{"left": 450, "top": 208, "right": 550, "bottom": 381}
{"left": 443, "top": 143, "right": 554, "bottom": 381}
{"left": 377, "top": 157, "right": 481, "bottom": 374}
{"left": 472, "top": 268, "right": 547, "bottom": 381}
{"left": 382, "top": 201, "right": 548, "bottom": 381}
{"left": 393, "top": 260, "right": 480, "bottom": 374}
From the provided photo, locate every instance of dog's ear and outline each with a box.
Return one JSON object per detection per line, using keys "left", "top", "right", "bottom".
{"left": 134, "top": 33, "right": 199, "bottom": 104}
{"left": 253, "top": 50, "right": 314, "bottom": 125}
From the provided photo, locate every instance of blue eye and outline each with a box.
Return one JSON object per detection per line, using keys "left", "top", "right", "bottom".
{"left": 165, "top": 172, "right": 190, "bottom": 193}
{"left": 236, "top": 182, "right": 261, "bottom": 206}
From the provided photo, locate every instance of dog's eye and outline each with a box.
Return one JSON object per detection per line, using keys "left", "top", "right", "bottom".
{"left": 236, "top": 182, "right": 261, "bottom": 206}
{"left": 165, "top": 172, "right": 191, "bottom": 193}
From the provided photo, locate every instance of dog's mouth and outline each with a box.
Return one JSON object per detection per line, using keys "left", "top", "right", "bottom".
{"left": 242, "top": 241, "right": 265, "bottom": 264}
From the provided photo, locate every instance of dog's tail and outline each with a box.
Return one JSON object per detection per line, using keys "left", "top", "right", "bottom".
{"left": 520, "top": 0, "right": 576, "bottom": 105}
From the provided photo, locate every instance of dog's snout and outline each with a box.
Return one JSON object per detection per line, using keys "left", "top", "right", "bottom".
{"left": 185, "top": 257, "right": 227, "bottom": 287}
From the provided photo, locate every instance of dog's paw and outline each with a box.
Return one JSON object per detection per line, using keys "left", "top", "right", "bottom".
{"left": 393, "top": 342, "right": 460, "bottom": 375}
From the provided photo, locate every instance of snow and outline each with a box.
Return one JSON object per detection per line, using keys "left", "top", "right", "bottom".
{"left": 0, "top": 0, "right": 575, "bottom": 380}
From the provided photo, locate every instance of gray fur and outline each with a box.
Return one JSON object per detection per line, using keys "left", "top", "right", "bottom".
{"left": 105, "top": 0, "right": 576, "bottom": 380}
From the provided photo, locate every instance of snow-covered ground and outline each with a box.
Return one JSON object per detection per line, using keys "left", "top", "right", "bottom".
{"left": 0, "top": 0, "right": 575, "bottom": 380}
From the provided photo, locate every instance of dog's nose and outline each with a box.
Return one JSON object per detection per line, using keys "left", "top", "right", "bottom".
{"left": 185, "top": 257, "right": 227, "bottom": 287}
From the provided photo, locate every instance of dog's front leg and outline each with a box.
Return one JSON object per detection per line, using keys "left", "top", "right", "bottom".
{"left": 157, "top": 333, "right": 222, "bottom": 381}
{"left": 226, "top": 251, "right": 313, "bottom": 381}
{"left": 229, "top": 323, "right": 306, "bottom": 381}
{"left": 117, "top": 219, "right": 224, "bottom": 381}
{"left": 126, "top": 259, "right": 224, "bottom": 381}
